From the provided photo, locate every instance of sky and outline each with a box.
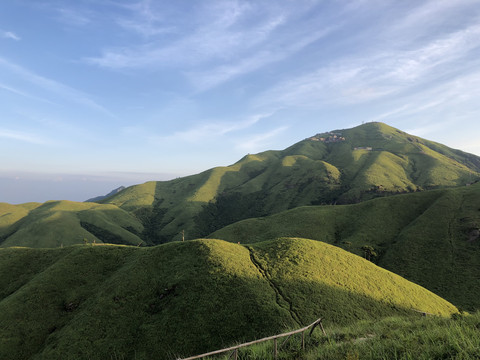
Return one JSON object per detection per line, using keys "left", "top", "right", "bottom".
{"left": 1, "top": 0, "right": 480, "bottom": 204}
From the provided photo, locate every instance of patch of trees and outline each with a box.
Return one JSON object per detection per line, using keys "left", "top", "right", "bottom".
{"left": 79, "top": 222, "right": 131, "bottom": 246}
{"left": 133, "top": 200, "right": 171, "bottom": 245}
{"left": 361, "top": 245, "right": 377, "bottom": 262}
{"left": 195, "top": 191, "right": 267, "bottom": 236}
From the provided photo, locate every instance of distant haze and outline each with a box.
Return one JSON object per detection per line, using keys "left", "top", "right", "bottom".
{"left": 0, "top": 172, "right": 180, "bottom": 204}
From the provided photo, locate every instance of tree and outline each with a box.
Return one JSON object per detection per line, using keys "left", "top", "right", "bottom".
{"left": 361, "top": 245, "right": 377, "bottom": 262}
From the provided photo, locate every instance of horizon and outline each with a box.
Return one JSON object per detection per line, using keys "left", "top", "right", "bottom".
{"left": 1, "top": 1, "right": 480, "bottom": 204}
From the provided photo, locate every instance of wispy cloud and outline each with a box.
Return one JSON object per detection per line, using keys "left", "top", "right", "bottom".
{"left": 1, "top": 31, "right": 20, "bottom": 41}
{"left": 0, "top": 83, "right": 34, "bottom": 98}
{"left": 235, "top": 126, "right": 288, "bottom": 153}
{"left": 55, "top": 6, "right": 92, "bottom": 26}
{"left": 390, "top": 0, "right": 479, "bottom": 37}
{"left": 0, "top": 82, "right": 57, "bottom": 105}
{"left": 257, "top": 20, "right": 480, "bottom": 108}
{"left": 159, "top": 112, "right": 276, "bottom": 143}
{"left": 86, "top": 1, "right": 253, "bottom": 68}
{"left": 0, "top": 57, "right": 115, "bottom": 117}
{"left": 86, "top": 3, "right": 281, "bottom": 69}
{"left": 375, "top": 70, "right": 480, "bottom": 122}
{"left": 0, "top": 128, "right": 47, "bottom": 144}
{"left": 187, "top": 26, "right": 333, "bottom": 91}
{"left": 115, "top": 0, "right": 175, "bottom": 37}
{"left": 85, "top": 0, "right": 330, "bottom": 91}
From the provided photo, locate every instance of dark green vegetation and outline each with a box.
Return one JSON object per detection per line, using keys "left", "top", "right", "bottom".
{"left": 0, "top": 238, "right": 457, "bottom": 359}
{"left": 212, "top": 182, "right": 480, "bottom": 312}
{"left": 104, "top": 122, "right": 480, "bottom": 242}
{"left": 2, "top": 122, "right": 479, "bottom": 247}
{"left": 2, "top": 122, "right": 480, "bottom": 358}
{"left": 213, "top": 313, "right": 480, "bottom": 360}
{"left": 2, "top": 122, "right": 480, "bottom": 249}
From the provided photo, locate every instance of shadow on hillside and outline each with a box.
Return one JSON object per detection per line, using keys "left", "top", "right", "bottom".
{"left": 0, "top": 242, "right": 445, "bottom": 360}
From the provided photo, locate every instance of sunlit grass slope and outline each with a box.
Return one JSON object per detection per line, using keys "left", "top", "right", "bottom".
{"left": 216, "top": 313, "right": 480, "bottom": 360}
{"left": 303, "top": 313, "right": 480, "bottom": 360}
{"left": 100, "top": 122, "right": 480, "bottom": 243}
{"left": 0, "top": 200, "right": 144, "bottom": 248}
{"left": 211, "top": 182, "right": 480, "bottom": 311}
{"left": 0, "top": 238, "right": 456, "bottom": 359}
{"left": 2, "top": 123, "right": 479, "bottom": 247}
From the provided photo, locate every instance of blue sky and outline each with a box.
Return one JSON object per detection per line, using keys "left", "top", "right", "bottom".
{"left": 1, "top": 0, "right": 480, "bottom": 204}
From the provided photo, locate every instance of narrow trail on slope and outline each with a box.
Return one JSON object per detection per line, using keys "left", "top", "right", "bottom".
{"left": 247, "top": 246, "right": 302, "bottom": 326}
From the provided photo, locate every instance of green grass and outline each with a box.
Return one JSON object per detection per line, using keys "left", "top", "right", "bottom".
{"left": 0, "top": 200, "right": 144, "bottom": 248}
{"left": 0, "top": 238, "right": 457, "bottom": 359}
{"left": 98, "top": 122, "right": 480, "bottom": 243}
{"left": 211, "top": 182, "right": 480, "bottom": 311}
{"left": 3, "top": 122, "right": 480, "bottom": 247}
{"left": 210, "top": 313, "right": 480, "bottom": 360}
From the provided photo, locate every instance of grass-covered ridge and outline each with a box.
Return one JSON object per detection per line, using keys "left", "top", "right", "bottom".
{"left": 211, "top": 182, "right": 480, "bottom": 311}
{"left": 2, "top": 122, "right": 480, "bottom": 247}
{"left": 0, "top": 238, "right": 457, "bottom": 359}
{"left": 0, "top": 200, "right": 144, "bottom": 248}
{"left": 101, "top": 122, "right": 480, "bottom": 243}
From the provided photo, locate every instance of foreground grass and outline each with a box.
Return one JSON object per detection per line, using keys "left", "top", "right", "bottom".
{"left": 208, "top": 313, "right": 480, "bottom": 360}
{"left": 211, "top": 182, "right": 480, "bottom": 311}
{"left": 0, "top": 238, "right": 457, "bottom": 359}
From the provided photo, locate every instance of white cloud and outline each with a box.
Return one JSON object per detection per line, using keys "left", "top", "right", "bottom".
{"left": 0, "top": 57, "right": 115, "bottom": 117}
{"left": 160, "top": 112, "right": 276, "bottom": 143}
{"left": 114, "top": 0, "right": 176, "bottom": 37}
{"left": 0, "top": 82, "right": 57, "bottom": 105}
{"left": 2, "top": 31, "right": 20, "bottom": 41}
{"left": 85, "top": 0, "right": 328, "bottom": 93}
{"left": 188, "top": 26, "right": 332, "bottom": 91}
{"left": 386, "top": 23, "right": 480, "bottom": 83}
{"left": 56, "top": 7, "right": 92, "bottom": 26}
{"left": 257, "top": 20, "right": 480, "bottom": 109}
{"left": 86, "top": 1, "right": 257, "bottom": 68}
{"left": 235, "top": 126, "right": 288, "bottom": 153}
{"left": 0, "top": 128, "right": 47, "bottom": 144}
{"left": 391, "top": 0, "right": 479, "bottom": 36}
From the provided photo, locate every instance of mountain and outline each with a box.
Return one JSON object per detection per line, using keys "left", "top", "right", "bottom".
{"left": 85, "top": 186, "right": 125, "bottom": 202}
{"left": 1, "top": 122, "right": 479, "bottom": 248}
{"left": 0, "top": 238, "right": 457, "bottom": 359}
{"left": 102, "top": 122, "right": 480, "bottom": 243}
{"left": 210, "top": 182, "right": 480, "bottom": 311}
{"left": 0, "top": 201, "right": 144, "bottom": 248}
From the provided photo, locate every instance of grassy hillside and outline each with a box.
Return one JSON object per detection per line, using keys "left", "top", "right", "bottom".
{"left": 2, "top": 122, "right": 479, "bottom": 247}
{"left": 214, "top": 313, "right": 480, "bottom": 360}
{"left": 101, "top": 122, "right": 480, "bottom": 244}
{"left": 210, "top": 182, "right": 480, "bottom": 311}
{"left": 0, "top": 238, "right": 457, "bottom": 359}
{"left": 0, "top": 200, "right": 144, "bottom": 248}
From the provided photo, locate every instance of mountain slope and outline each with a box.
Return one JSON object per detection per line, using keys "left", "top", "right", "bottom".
{"left": 103, "top": 122, "right": 480, "bottom": 243}
{"left": 1, "top": 122, "right": 479, "bottom": 248}
{"left": 0, "top": 238, "right": 457, "bottom": 359}
{"left": 210, "top": 182, "right": 480, "bottom": 311}
{"left": 0, "top": 200, "right": 144, "bottom": 248}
